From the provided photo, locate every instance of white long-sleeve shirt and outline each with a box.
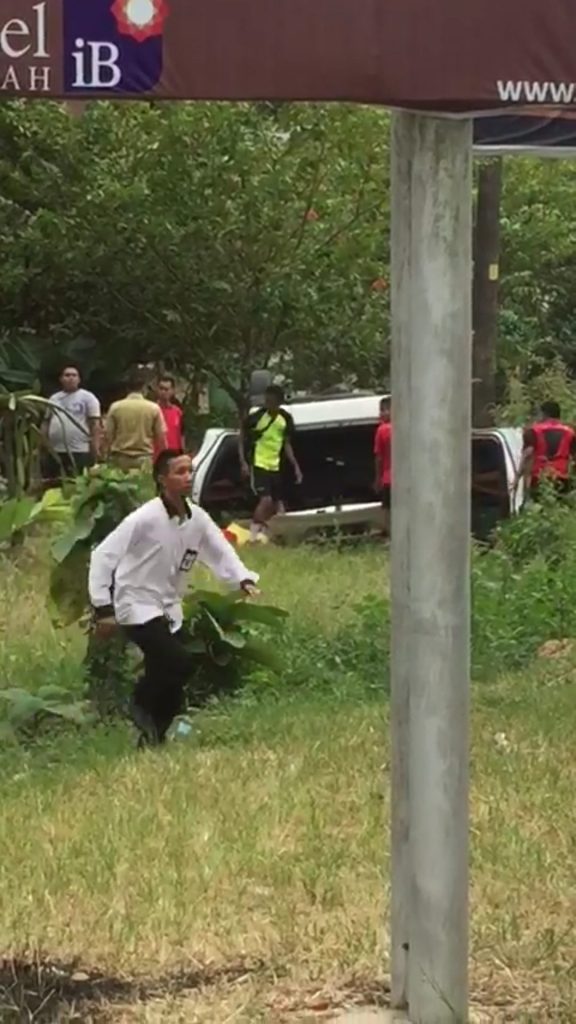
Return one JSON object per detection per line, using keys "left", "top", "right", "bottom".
{"left": 88, "top": 497, "right": 259, "bottom": 632}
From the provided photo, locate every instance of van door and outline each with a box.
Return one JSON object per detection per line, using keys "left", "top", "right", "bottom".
{"left": 193, "top": 429, "right": 252, "bottom": 522}
{"left": 192, "top": 429, "right": 233, "bottom": 504}
{"left": 494, "top": 427, "right": 524, "bottom": 513}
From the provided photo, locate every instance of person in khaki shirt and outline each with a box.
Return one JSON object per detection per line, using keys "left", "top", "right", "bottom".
{"left": 106, "top": 369, "right": 167, "bottom": 471}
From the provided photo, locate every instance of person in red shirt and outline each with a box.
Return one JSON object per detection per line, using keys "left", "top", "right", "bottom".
{"left": 155, "top": 376, "right": 185, "bottom": 457}
{"left": 515, "top": 400, "right": 576, "bottom": 499}
{"left": 374, "top": 396, "right": 392, "bottom": 536}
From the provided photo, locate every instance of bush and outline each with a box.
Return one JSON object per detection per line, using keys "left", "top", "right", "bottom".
{"left": 83, "top": 589, "right": 289, "bottom": 721}
{"left": 472, "top": 494, "right": 576, "bottom": 676}
{"left": 273, "top": 499, "right": 576, "bottom": 692}
{"left": 0, "top": 685, "right": 94, "bottom": 743}
{"left": 498, "top": 358, "right": 576, "bottom": 425}
{"left": 272, "top": 596, "right": 390, "bottom": 700}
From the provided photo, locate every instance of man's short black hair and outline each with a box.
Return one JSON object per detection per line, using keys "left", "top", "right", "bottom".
{"left": 59, "top": 364, "right": 81, "bottom": 378}
{"left": 265, "top": 384, "right": 284, "bottom": 403}
{"left": 158, "top": 374, "right": 176, "bottom": 388}
{"left": 541, "top": 400, "right": 561, "bottom": 419}
{"left": 127, "top": 367, "right": 149, "bottom": 392}
{"left": 153, "top": 448, "right": 186, "bottom": 484}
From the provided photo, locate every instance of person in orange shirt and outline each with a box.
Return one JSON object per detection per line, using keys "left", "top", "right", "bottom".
{"left": 374, "top": 396, "right": 392, "bottom": 537}
{"left": 155, "top": 376, "right": 185, "bottom": 458}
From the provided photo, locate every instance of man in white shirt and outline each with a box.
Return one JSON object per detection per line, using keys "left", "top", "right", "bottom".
{"left": 89, "top": 448, "right": 259, "bottom": 746}
{"left": 43, "top": 365, "right": 101, "bottom": 484}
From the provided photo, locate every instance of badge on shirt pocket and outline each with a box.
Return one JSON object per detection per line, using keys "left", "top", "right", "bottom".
{"left": 179, "top": 549, "right": 198, "bottom": 572}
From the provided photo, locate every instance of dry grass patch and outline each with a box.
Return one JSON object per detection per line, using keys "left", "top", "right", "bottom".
{"left": 1, "top": 544, "right": 575, "bottom": 1020}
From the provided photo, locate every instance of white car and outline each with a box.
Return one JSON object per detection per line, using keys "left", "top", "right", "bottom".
{"left": 192, "top": 393, "right": 524, "bottom": 541}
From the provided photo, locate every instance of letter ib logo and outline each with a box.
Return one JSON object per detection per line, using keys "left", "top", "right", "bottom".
{"left": 63, "top": 0, "right": 168, "bottom": 94}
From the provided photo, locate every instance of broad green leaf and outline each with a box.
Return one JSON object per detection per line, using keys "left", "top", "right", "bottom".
{"left": 186, "top": 590, "right": 237, "bottom": 626}
{"left": 242, "top": 637, "right": 284, "bottom": 674}
{"left": 44, "top": 703, "right": 92, "bottom": 725}
{"left": 37, "top": 685, "right": 72, "bottom": 702}
{"left": 0, "top": 721, "right": 18, "bottom": 745}
{"left": 220, "top": 629, "right": 246, "bottom": 650}
{"left": 0, "top": 497, "right": 38, "bottom": 538}
{"left": 51, "top": 508, "right": 96, "bottom": 563}
{"left": 202, "top": 608, "right": 227, "bottom": 641}
{"left": 51, "top": 532, "right": 80, "bottom": 564}
{"left": 0, "top": 688, "right": 34, "bottom": 702}
{"left": 209, "top": 645, "right": 233, "bottom": 667}
{"left": 183, "top": 638, "right": 207, "bottom": 655}
{"left": 0, "top": 500, "right": 17, "bottom": 542}
{"left": 32, "top": 489, "right": 72, "bottom": 524}
{"left": 40, "top": 487, "right": 67, "bottom": 508}
{"left": 5, "top": 693, "right": 45, "bottom": 725}
{"left": 11, "top": 496, "right": 37, "bottom": 533}
{"left": 230, "top": 603, "right": 288, "bottom": 627}
{"left": 49, "top": 544, "right": 90, "bottom": 626}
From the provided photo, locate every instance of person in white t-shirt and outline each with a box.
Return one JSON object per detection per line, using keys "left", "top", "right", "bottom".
{"left": 42, "top": 365, "right": 101, "bottom": 484}
{"left": 89, "top": 448, "right": 259, "bottom": 747}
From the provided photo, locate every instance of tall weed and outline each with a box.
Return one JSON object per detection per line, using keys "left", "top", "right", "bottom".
{"left": 473, "top": 494, "right": 576, "bottom": 676}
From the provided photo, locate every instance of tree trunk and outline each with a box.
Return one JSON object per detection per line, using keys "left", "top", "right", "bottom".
{"left": 472, "top": 159, "right": 503, "bottom": 427}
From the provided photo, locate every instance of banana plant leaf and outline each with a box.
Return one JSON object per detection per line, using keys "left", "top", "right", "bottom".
{"left": 48, "top": 543, "right": 91, "bottom": 626}
{"left": 0, "top": 497, "right": 37, "bottom": 542}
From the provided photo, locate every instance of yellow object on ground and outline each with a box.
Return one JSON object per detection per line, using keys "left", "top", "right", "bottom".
{"left": 222, "top": 522, "right": 252, "bottom": 547}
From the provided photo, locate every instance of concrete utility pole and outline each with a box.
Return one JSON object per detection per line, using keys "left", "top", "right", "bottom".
{"left": 472, "top": 158, "right": 503, "bottom": 428}
{"left": 390, "top": 112, "right": 472, "bottom": 1024}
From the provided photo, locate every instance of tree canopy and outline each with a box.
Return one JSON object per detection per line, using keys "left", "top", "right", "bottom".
{"left": 0, "top": 100, "right": 576, "bottom": 413}
{"left": 0, "top": 101, "right": 390, "bottom": 406}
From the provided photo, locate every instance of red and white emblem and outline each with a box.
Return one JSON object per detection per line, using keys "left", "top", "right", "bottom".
{"left": 111, "top": 0, "right": 169, "bottom": 42}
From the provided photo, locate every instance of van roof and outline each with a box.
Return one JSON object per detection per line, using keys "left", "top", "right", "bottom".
{"left": 255, "top": 393, "right": 389, "bottom": 428}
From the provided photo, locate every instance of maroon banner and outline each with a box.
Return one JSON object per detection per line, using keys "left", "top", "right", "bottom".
{"left": 1, "top": 0, "right": 576, "bottom": 110}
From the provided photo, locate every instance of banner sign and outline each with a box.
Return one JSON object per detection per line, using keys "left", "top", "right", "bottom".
{"left": 1, "top": 0, "right": 576, "bottom": 109}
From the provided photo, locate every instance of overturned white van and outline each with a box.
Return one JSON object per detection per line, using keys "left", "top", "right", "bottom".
{"left": 191, "top": 394, "right": 524, "bottom": 541}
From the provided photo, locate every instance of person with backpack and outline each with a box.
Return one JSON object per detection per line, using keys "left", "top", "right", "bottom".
{"left": 238, "top": 385, "right": 303, "bottom": 542}
{"left": 515, "top": 400, "right": 576, "bottom": 499}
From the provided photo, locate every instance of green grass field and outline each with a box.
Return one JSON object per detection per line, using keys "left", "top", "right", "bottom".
{"left": 0, "top": 542, "right": 575, "bottom": 1021}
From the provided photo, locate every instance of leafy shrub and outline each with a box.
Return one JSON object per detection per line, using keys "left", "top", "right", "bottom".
{"left": 0, "top": 685, "right": 94, "bottom": 743}
{"left": 84, "top": 629, "right": 137, "bottom": 720}
{"left": 273, "top": 596, "right": 390, "bottom": 700}
{"left": 84, "top": 590, "right": 289, "bottom": 720}
{"left": 272, "top": 499, "right": 576, "bottom": 693}
{"left": 181, "top": 590, "right": 289, "bottom": 705}
{"left": 0, "top": 387, "right": 89, "bottom": 498}
{"left": 0, "top": 496, "right": 40, "bottom": 544}
{"left": 2, "top": 472, "right": 291, "bottom": 728}
{"left": 493, "top": 484, "right": 576, "bottom": 567}
{"left": 49, "top": 466, "right": 154, "bottom": 625}
{"left": 472, "top": 495, "right": 576, "bottom": 676}
{"left": 498, "top": 358, "right": 576, "bottom": 426}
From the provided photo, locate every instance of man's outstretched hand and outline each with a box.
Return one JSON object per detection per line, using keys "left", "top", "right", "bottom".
{"left": 240, "top": 581, "right": 261, "bottom": 598}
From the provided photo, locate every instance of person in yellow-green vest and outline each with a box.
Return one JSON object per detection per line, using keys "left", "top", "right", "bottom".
{"left": 238, "top": 385, "right": 303, "bottom": 542}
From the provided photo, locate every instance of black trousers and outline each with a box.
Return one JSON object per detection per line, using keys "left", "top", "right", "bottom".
{"left": 126, "top": 617, "right": 195, "bottom": 741}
